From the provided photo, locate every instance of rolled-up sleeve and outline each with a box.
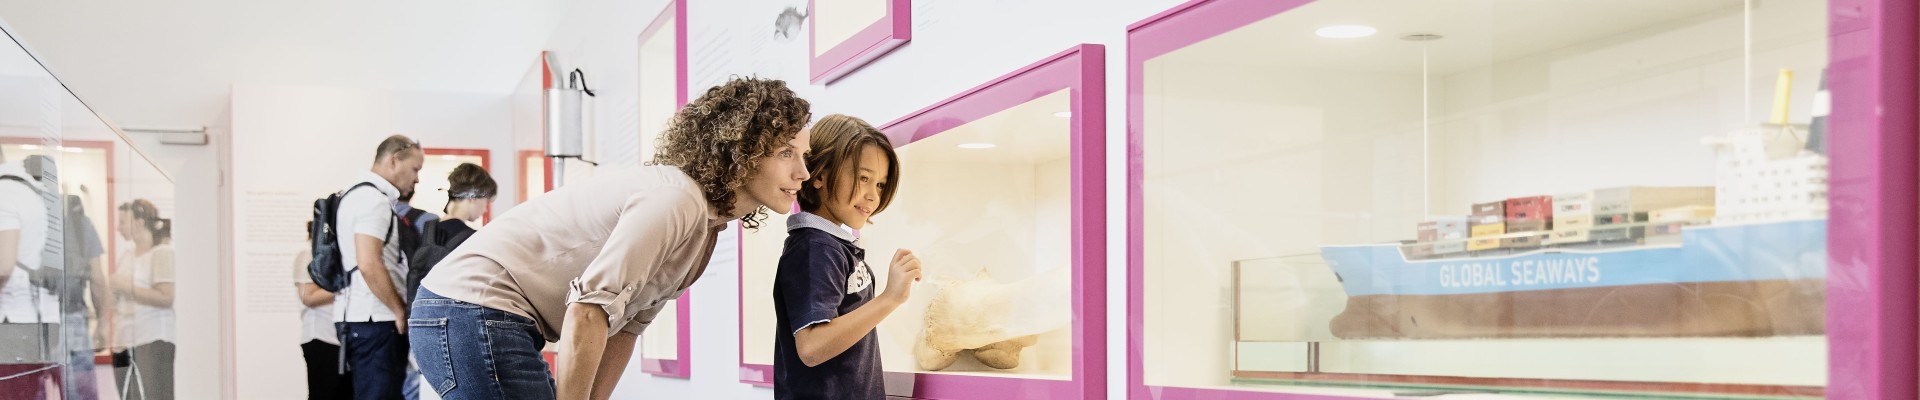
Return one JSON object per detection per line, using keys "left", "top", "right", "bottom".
{"left": 566, "top": 187, "right": 701, "bottom": 336}
{"left": 621, "top": 301, "right": 669, "bottom": 335}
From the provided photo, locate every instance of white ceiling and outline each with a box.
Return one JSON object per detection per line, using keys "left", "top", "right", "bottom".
{"left": 0, "top": 0, "right": 576, "bottom": 130}
{"left": 1167, "top": 0, "right": 1752, "bottom": 75}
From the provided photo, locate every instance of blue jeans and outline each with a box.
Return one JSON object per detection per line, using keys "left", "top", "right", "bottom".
{"left": 409, "top": 288, "right": 555, "bottom": 400}
{"left": 339, "top": 321, "right": 409, "bottom": 400}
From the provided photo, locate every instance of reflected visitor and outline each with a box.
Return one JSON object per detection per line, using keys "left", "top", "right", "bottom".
{"left": 0, "top": 150, "right": 59, "bottom": 398}
{"left": 111, "top": 199, "right": 175, "bottom": 400}
{"left": 44, "top": 155, "right": 110, "bottom": 400}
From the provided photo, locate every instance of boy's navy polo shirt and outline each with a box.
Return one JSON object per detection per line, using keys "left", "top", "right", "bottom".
{"left": 773, "top": 212, "right": 882, "bottom": 400}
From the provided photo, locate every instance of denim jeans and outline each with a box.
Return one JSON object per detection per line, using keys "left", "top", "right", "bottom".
{"left": 409, "top": 288, "right": 555, "bottom": 400}
{"left": 339, "top": 321, "right": 408, "bottom": 400}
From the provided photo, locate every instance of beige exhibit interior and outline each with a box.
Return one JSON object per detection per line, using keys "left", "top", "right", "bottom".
{"left": 1139, "top": 0, "right": 1829, "bottom": 395}
{"left": 812, "top": 0, "right": 890, "bottom": 58}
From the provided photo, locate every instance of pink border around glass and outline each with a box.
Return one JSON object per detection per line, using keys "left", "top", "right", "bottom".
{"left": 1123, "top": 0, "right": 1917, "bottom": 399}
{"left": 637, "top": 0, "right": 693, "bottom": 379}
{"left": 809, "top": 0, "right": 912, "bottom": 85}
{"left": 741, "top": 44, "right": 1107, "bottom": 398}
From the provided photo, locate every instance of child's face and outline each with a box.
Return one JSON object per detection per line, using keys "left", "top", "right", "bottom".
{"left": 814, "top": 144, "right": 891, "bottom": 230}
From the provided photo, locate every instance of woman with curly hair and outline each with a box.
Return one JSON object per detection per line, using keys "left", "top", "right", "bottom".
{"left": 411, "top": 77, "right": 814, "bottom": 400}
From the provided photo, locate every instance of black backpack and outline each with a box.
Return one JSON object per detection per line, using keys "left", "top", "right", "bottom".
{"left": 405, "top": 221, "right": 473, "bottom": 304}
{"left": 308, "top": 183, "right": 388, "bottom": 292}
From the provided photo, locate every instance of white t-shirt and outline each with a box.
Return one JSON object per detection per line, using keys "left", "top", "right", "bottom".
{"left": 0, "top": 161, "right": 53, "bottom": 323}
{"left": 114, "top": 244, "right": 176, "bottom": 347}
{"left": 333, "top": 172, "right": 406, "bottom": 323}
{"left": 293, "top": 247, "right": 338, "bottom": 345}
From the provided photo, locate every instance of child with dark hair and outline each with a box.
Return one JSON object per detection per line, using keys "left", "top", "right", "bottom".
{"left": 773, "top": 114, "right": 920, "bottom": 400}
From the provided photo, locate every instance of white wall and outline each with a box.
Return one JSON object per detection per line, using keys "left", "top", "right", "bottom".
{"left": 224, "top": 85, "right": 517, "bottom": 399}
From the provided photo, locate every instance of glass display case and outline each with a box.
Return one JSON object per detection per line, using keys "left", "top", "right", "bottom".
{"left": 809, "top": 0, "right": 910, "bottom": 84}
{"left": 635, "top": 0, "right": 692, "bottom": 378}
{"left": 1128, "top": 0, "right": 1913, "bottom": 398}
{"left": 741, "top": 45, "right": 1105, "bottom": 397}
{"left": 0, "top": 24, "right": 178, "bottom": 399}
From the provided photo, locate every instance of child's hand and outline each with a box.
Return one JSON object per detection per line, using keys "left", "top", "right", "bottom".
{"left": 883, "top": 249, "right": 922, "bottom": 302}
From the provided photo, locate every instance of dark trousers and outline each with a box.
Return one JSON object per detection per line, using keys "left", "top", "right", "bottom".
{"left": 302, "top": 339, "right": 353, "bottom": 400}
{"left": 338, "top": 322, "right": 407, "bottom": 400}
{"left": 112, "top": 341, "right": 175, "bottom": 400}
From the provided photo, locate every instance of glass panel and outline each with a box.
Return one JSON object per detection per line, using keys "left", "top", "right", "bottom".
{"left": 865, "top": 90, "right": 1075, "bottom": 378}
{"left": 0, "top": 25, "right": 176, "bottom": 400}
{"left": 1143, "top": 0, "right": 1829, "bottom": 397}
{"left": 115, "top": 140, "right": 177, "bottom": 400}
{"left": 0, "top": 30, "right": 74, "bottom": 396}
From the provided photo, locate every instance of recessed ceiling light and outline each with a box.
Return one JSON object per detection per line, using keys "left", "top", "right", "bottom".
{"left": 1315, "top": 25, "right": 1377, "bottom": 39}
{"left": 1053, "top": 111, "right": 1072, "bottom": 118}
{"left": 958, "top": 143, "right": 996, "bottom": 149}
{"left": 18, "top": 144, "right": 39, "bottom": 150}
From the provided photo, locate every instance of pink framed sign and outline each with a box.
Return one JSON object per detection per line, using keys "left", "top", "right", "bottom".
{"left": 1126, "top": 0, "right": 1916, "bottom": 399}
{"left": 809, "top": 0, "right": 911, "bottom": 84}
{"left": 635, "top": 0, "right": 693, "bottom": 379}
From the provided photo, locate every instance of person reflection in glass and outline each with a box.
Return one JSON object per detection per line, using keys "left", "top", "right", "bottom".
{"left": 26, "top": 154, "right": 112, "bottom": 400}
{"left": 0, "top": 150, "right": 59, "bottom": 398}
{"left": 110, "top": 199, "right": 174, "bottom": 400}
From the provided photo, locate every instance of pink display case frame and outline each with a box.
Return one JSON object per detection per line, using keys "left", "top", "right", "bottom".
{"left": 636, "top": 0, "right": 693, "bottom": 379}
{"left": 739, "top": 44, "right": 1107, "bottom": 399}
{"left": 809, "top": 0, "right": 912, "bottom": 85}
{"left": 1123, "top": 0, "right": 1918, "bottom": 399}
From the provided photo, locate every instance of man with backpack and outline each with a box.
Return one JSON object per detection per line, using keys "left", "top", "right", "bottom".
{"left": 323, "top": 135, "right": 424, "bottom": 400}
{"left": 0, "top": 150, "right": 58, "bottom": 397}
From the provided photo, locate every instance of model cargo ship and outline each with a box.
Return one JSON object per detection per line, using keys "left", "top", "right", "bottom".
{"left": 1323, "top": 68, "right": 1830, "bottom": 340}
{"left": 1326, "top": 161, "right": 1826, "bottom": 340}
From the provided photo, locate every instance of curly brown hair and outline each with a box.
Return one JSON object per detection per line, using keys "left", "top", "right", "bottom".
{"left": 649, "top": 77, "right": 812, "bottom": 229}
